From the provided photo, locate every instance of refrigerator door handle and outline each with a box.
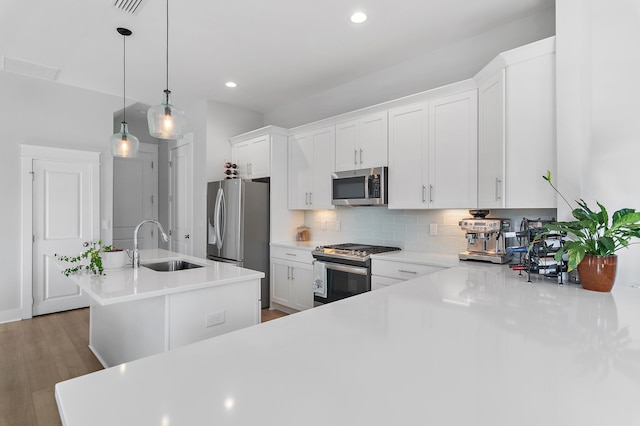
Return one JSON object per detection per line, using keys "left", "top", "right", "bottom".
{"left": 214, "top": 187, "right": 226, "bottom": 250}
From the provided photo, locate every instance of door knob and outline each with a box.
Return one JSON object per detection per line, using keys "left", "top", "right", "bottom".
{"left": 82, "top": 242, "right": 90, "bottom": 247}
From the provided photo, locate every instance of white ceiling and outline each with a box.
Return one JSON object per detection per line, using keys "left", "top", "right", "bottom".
{"left": 0, "top": 0, "right": 555, "bottom": 124}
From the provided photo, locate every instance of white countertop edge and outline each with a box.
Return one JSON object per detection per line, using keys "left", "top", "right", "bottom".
{"left": 61, "top": 249, "right": 264, "bottom": 306}
{"left": 370, "top": 250, "right": 460, "bottom": 267}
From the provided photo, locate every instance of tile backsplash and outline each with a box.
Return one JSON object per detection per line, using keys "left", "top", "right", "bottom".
{"left": 304, "top": 207, "right": 557, "bottom": 254}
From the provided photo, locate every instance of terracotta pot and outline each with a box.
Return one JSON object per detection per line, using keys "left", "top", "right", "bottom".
{"left": 577, "top": 254, "right": 618, "bottom": 292}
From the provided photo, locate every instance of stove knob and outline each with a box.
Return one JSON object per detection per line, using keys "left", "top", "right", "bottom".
{"left": 362, "top": 251, "right": 368, "bottom": 256}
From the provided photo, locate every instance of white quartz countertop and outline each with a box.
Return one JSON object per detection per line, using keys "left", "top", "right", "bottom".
{"left": 56, "top": 263, "right": 640, "bottom": 425}
{"left": 270, "top": 240, "right": 325, "bottom": 250}
{"left": 60, "top": 249, "right": 264, "bottom": 305}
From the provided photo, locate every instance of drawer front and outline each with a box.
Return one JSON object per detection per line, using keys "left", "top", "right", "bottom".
{"left": 270, "top": 246, "right": 314, "bottom": 264}
{"left": 371, "top": 275, "right": 403, "bottom": 291}
{"left": 372, "top": 259, "right": 443, "bottom": 281}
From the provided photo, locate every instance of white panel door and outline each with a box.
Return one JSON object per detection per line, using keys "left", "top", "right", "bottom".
{"left": 428, "top": 90, "right": 478, "bottom": 208}
{"left": 388, "top": 102, "right": 429, "bottom": 209}
{"left": 32, "top": 159, "right": 94, "bottom": 315}
{"left": 113, "top": 144, "right": 158, "bottom": 250}
{"left": 169, "top": 134, "right": 194, "bottom": 255}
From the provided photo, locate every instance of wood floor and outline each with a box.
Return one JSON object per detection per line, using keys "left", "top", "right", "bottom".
{"left": 0, "top": 307, "right": 288, "bottom": 425}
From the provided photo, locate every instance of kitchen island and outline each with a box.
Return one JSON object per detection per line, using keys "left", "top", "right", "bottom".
{"left": 56, "top": 262, "right": 640, "bottom": 425}
{"left": 62, "top": 249, "right": 264, "bottom": 368}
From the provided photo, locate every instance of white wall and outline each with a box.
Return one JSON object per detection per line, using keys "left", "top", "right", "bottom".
{"left": 557, "top": 0, "right": 640, "bottom": 287}
{"left": 0, "top": 70, "right": 121, "bottom": 322}
{"left": 264, "top": 7, "right": 556, "bottom": 128}
{"left": 206, "top": 100, "right": 264, "bottom": 183}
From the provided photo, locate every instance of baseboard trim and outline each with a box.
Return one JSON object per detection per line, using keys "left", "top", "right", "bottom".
{"left": 0, "top": 308, "right": 23, "bottom": 324}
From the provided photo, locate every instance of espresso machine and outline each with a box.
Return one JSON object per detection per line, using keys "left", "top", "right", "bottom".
{"left": 458, "top": 210, "right": 512, "bottom": 264}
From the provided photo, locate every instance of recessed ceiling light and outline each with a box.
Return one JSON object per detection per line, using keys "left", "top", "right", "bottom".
{"left": 350, "top": 12, "right": 367, "bottom": 24}
{"left": 225, "top": 81, "right": 237, "bottom": 88}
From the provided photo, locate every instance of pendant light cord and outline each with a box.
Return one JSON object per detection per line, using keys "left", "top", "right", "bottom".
{"left": 166, "top": 0, "right": 169, "bottom": 91}
{"left": 123, "top": 33, "right": 127, "bottom": 123}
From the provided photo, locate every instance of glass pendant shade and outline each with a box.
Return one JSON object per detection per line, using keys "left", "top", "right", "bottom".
{"left": 147, "top": 89, "right": 186, "bottom": 140}
{"left": 110, "top": 122, "right": 140, "bottom": 158}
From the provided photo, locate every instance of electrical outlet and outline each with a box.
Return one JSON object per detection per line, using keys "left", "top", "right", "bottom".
{"left": 205, "top": 311, "right": 225, "bottom": 328}
{"left": 430, "top": 223, "right": 438, "bottom": 236}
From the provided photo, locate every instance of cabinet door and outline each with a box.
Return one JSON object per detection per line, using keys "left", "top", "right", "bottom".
{"left": 248, "top": 136, "right": 270, "bottom": 179}
{"left": 477, "top": 70, "right": 506, "bottom": 208}
{"left": 232, "top": 141, "right": 251, "bottom": 179}
{"left": 428, "top": 90, "right": 478, "bottom": 208}
{"left": 271, "top": 260, "right": 292, "bottom": 306}
{"left": 310, "top": 126, "right": 335, "bottom": 210}
{"left": 371, "top": 275, "right": 403, "bottom": 291}
{"left": 335, "top": 120, "right": 359, "bottom": 172}
{"left": 505, "top": 53, "right": 556, "bottom": 208}
{"left": 288, "top": 134, "right": 313, "bottom": 210}
{"left": 388, "top": 103, "right": 428, "bottom": 209}
{"left": 359, "top": 112, "right": 388, "bottom": 169}
{"left": 291, "top": 265, "right": 313, "bottom": 311}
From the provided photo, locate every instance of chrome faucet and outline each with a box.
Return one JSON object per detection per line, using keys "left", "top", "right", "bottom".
{"left": 133, "top": 219, "right": 169, "bottom": 268}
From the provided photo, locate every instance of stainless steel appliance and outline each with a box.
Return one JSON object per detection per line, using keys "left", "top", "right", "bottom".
{"left": 458, "top": 210, "right": 512, "bottom": 264}
{"left": 207, "top": 179, "right": 270, "bottom": 308}
{"left": 332, "top": 167, "right": 388, "bottom": 206}
{"left": 312, "top": 243, "right": 400, "bottom": 305}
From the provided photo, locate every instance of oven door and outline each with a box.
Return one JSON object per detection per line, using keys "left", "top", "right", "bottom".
{"left": 314, "top": 261, "right": 370, "bottom": 304}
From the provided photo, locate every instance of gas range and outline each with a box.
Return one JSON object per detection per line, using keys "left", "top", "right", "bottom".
{"left": 312, "top": 243, "right": 401, "bottom": 263}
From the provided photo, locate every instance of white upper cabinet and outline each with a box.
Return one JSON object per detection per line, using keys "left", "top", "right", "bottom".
{"left": 232, "top": 135, "right": 270, "bottom": 179}
{"left": 428, "top": 90, "right": 478, "bottom": 209}
{"left": 288, "top": 126, "right": 335, "bottom": 210}
{"left": 476, "top": 37, "right": 556, "bottom": 209}
{"left": 388, "top": 88, "right": 478, "bottom": 209}
{"left": 388, "top": 102, "right": 429, "bottom": 209}
{"left": 335, "top": 112, "right": 388, "bottom": 172}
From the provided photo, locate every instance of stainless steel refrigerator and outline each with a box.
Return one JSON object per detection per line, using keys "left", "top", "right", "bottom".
{"left": 207, "top": 179, "right": 270, "bottom": 308}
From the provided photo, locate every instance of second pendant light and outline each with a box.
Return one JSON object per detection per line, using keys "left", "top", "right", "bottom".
{"left": 148, "top": 0, "right": 186, "bottom": 140}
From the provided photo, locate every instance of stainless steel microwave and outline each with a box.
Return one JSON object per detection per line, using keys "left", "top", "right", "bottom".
{"left": 331, "top": 167, "right": 388, "bottom": 206}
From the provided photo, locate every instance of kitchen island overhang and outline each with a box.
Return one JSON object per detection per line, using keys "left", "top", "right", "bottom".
{"left": 61, "top": 249, "right": 264, "bottom": 368}
{"left": 56, "top": 262, "right": 640, "bottom": 425}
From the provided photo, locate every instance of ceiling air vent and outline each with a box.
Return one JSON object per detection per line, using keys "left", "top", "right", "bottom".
{"left": 113, "top": 0, "right": 145, "bottom": 15}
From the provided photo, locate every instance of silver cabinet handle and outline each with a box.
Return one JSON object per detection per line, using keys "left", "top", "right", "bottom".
{"left": 360, "top": 149, "right": 363, "bottom": 164}
{"left": 354, "top": 149, "right": 358, "bottom": 165}
{"left": 398, "top": 269, "right": 417, "bottom": 274}
{"left": 309, "top": 192, "right": 312, "bottom": 205}
{"left": 429, "top": 184, "right": 434, "bottom": 203}
{"left": 290, "top": 267, "right": 295, "bottom": 280}
{"left": 287, "top": 266, "right": 291, "bottom": 280}
{"left": 495, "top": 178, "right": 502, "bottom": 201}
{"left": 285, "top": 253, "right": 297, "bottom": 257}
{"left": 305, "top": 192, "right": 309, "bottom": 205}
{"left": 422, "top": 185, "right": 427, "bottom": 202}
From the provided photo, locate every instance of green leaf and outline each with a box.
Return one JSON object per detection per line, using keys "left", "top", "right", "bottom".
{"left": 598, "top": 236, "right": 616, "bottom": 255}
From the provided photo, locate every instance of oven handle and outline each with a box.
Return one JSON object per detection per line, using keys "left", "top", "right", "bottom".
{"left": 324, "top": 262, "right": 369, "bottom": 276}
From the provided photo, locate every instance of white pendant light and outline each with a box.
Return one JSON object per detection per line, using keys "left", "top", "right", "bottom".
{"left": 147, "top": 0, "right": 186, "bottom": 140}
{"left": 110, "top": 27, "right": 140, "bottom": 158}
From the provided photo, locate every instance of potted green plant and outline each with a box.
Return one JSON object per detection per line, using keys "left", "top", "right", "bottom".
{"left": 55, "top": 240, "right": 116, "bottom": 276}
{"left": 536, "top": 171, "right": 640, "bottom": 291}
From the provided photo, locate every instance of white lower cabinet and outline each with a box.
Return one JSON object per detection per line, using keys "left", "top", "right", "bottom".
{"left": 371, "top": 258, "right": 445, "bottom": 290}
{"left": 270, "top": 247, "right": 314, "bottom": 312}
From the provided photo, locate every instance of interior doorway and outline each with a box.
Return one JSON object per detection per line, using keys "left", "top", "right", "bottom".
{"left": 112, "top": 143, "right": 159, "bottom": 250}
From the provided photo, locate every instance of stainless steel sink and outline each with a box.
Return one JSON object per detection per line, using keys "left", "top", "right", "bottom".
{"left": 142, "top": 260, "right": 204, "bottom": 272}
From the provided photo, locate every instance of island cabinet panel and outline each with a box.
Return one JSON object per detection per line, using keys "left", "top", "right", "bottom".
{"left": 88, "top": 278, "right": 261, "bottom": 368}
{"left": 168, "top": 280, "right": 261, "bottom": 349}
